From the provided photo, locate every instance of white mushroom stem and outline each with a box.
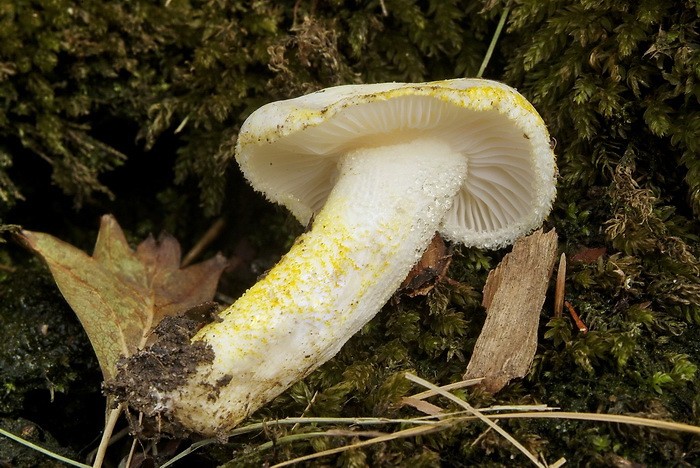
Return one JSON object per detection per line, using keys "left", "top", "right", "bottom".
{"left": 167, "top": 138, "right": 467, "bottom": 435}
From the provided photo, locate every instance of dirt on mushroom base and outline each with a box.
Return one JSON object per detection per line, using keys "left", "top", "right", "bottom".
{"left": 106, "top": 314, "right": 216, "bottom": 439}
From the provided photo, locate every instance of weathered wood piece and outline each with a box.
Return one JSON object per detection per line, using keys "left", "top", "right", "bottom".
{"left": 464, "top": 228, "right": 558, "bottom": 393}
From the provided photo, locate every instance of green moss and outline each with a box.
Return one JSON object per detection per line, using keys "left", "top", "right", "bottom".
{"left": 0, "top": 257, "right": 106, "bottom": 461}
{"left": 0, "top": 260, "right": 99, "bottom": 414}
{"left": 2, "top": 0, "right": 492, "bottom": 215}
{"left": 2, "top": 0, "right": 699, "bottom": 466}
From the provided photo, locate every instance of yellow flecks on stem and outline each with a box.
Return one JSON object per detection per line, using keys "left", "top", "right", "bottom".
{"left": 192, "top": 193, "right": 411, "bottom": 374}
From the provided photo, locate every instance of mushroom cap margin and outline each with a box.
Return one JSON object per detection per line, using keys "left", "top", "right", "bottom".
{"left": 235, "top": 78, "right": 557, "bottom": 249}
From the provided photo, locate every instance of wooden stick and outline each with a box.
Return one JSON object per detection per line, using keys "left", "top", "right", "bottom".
{"left": 464, "top": 229, "right": 558, "bottom": 393}
{"left": 554, "top": 253, "right": 566, "bottom": 318}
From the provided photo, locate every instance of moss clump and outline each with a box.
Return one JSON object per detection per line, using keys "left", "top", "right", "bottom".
{"left": 0, "top": 260, "right": 101, "bottom": 446}
{"left": 504, "top": 0, "right": 700, "bottom": 214}
{"left": 501, "top": 0, "right": 700, "bottom": 326}
{"left": 1, "top": 0, "right": 491, "bottom": 216}
{"left": 2, "top": 0, "right": 699, "bottom": 466}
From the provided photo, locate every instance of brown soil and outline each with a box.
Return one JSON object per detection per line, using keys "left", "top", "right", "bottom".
{"left": 105, "top": 313, "right": 216, "bottom": 438}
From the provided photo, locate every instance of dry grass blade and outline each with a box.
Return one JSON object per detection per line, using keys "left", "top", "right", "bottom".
{"left": 550, "top": 458, "right": 567, "bottom": 468}
{"left": 405, "top": 373, "right": 546, "bottom": 468}
{"left": 401, "top": 397, "right": 445, "bottom": 415}
{"left": 163, "top": 416, "right": 449, "bottom": 467}
{"left": 402, "top": 377, "right": 484, "bottom": 415}
{"left": 269, "top": 424, "right": 445, "bottom": 468}
{"left": 181, "top": 217, "right": 226, "bottom": 267}
{"left": 253, "top": 428, "right": 391, "bottom": 455}
{"left": 291, "top": 391, "right": 318, "bottom": 431}
{"left": 489, "top": 411, "right": 700, "bottom": 434}
{"left": 160, "top": 403, "right": 700, "bottom": 467}
{"left": 487, "top": 404, "right": 552, "bottom": 412}
{"left": 408, "top": 377, "right": 483, "bottom": 400}
{"left": 476, "top": 5, "right": 510, "bottom": 78}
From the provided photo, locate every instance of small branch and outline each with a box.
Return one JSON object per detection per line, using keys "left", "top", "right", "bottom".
{"left": 554, "top": 253, "right": 566, "bottom": 317}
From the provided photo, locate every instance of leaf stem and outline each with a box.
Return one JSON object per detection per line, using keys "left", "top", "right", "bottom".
{"left": 92, "top": 405, "right": 122, "bottom": 468}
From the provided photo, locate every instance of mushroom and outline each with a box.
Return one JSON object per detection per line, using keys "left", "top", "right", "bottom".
{"left": 114, "top": 78, "right": 557, "bottom": 436}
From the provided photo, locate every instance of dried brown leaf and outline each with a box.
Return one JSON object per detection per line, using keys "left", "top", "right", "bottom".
{"left": 19, "top": 214, "right": 227, "bottom": 379}
{"left": 398, "top": 233, "right": 452, "bottom": 297}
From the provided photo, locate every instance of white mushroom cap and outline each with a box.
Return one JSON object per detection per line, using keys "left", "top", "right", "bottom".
{"left": 109, "top": 80, "right": 557, "bottom": 436}
{"left": 236, "top": 78, "right": 557, "bottom": 249}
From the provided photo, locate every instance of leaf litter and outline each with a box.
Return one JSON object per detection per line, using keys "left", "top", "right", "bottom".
{"left": 18, "top": 214, "right": 227, "bottom": 380}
